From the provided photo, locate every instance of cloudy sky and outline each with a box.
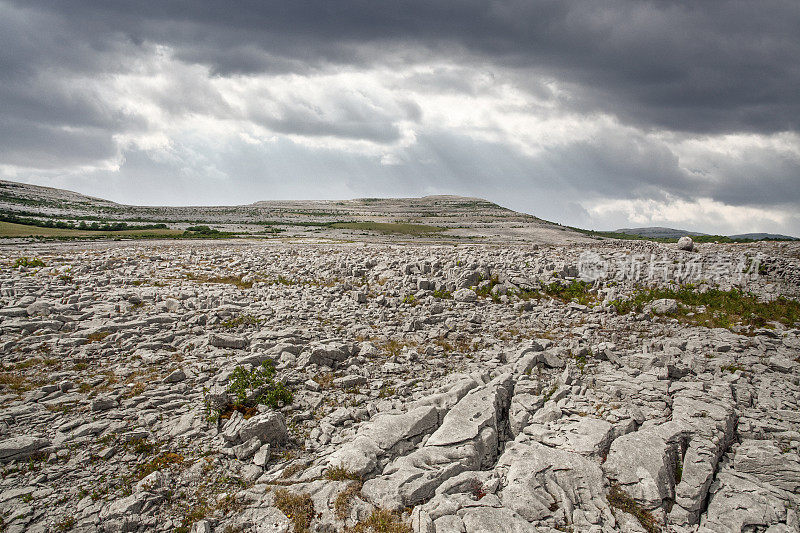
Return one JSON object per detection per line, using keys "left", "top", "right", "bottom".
{"left": 2, "top": 1, "right": 799, "bottom": 235}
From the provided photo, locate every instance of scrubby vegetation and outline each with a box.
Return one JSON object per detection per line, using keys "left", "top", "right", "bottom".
{"left": 541, "top": 280, "right": 596, "bottom": 305}
{"left": 183, "top": 225, "right": 234, "bottom": 238}
{"left": 13, "top": 256, "right": 46, "bottom": 268}
{"left": 221, "top": 314, "right": 263, "bottom": 328}
{"left": 331, "top": 222, "right": 445, "bottom": 236}
{"left": 0, "top": 220, "right": 181, "bottom": 239}
{"left": 612, "top": 285, "right": 800, "bottom": 332}
{"left": 226, "top": 360, "right": 293, "bottom": 409}
{"left": 185, "top": 272, "right": 253, "bottom": 289}
{"left": 0, "top": 211, "right": 168, "bottom": 231}
{"left": 274, "top": 489, "right": 315, "bottom": 533}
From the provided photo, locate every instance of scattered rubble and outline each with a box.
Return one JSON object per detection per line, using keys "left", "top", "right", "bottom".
{"left": 0, "top": 238, "right": 798, "bottom": 532}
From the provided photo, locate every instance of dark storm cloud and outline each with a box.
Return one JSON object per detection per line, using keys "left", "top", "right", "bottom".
{"left": 8, "top": 0, "right": 800, "bottom": 135}
{"left": 247, "top": 93, "right": 420, "bottom": 144}
{"left": 0, "top": 118, "right": 118, "bottom": 168}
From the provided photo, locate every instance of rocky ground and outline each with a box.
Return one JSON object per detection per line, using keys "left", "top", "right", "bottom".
{"left": 0, "top": 238, "right": 799, "bottom": 533}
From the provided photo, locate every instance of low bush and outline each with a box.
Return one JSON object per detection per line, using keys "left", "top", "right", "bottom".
{"left": 13, "top": 257, "right": 46, "bottom": 268}
{"left": 226, "top": 360, "right": 293, "bottom": 409}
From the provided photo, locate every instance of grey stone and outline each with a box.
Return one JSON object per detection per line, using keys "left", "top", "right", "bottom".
{"left": 734, "top": 440, "right": 800, "bottom": 494}
{"left": 604, "top": 422, "right": 688, "bottom": 510}
{"left": 453, "top": 288, "right": 477, "bottom": 303}
{"left": 253, "top": 443, "right": 271, "bottom": 467}
{"left": 460, "top": 506, "right": 535, "bottom": 533}
{"left": 238, "top": 411, "right": 288, "bottom": 446}
{"left": 677, "top": 236, "right": 694, "bottom": 251}
{"left": 163, "top": 368, "right": 186, "bottom": 383}
{"left": 427, "top": 376, "right": 511, "bottom": 448}
{"left": 651, "top": 298, "right": 679, "bottom": 314}
{"left": 209, "top": 333, "right": 248, "bottom": 349}
{"left": 233, "top": 436, "right": 262, "bottom": 461}
{"left": 498, "top": 441, "right": 611, "bottom": 526}
{"left": 91, "top": 396, "right": 119, "bottom": 412}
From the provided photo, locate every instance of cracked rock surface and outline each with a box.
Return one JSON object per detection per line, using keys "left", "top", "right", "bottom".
{"left": 0, "top": 239, "right": 799, "bottom": 532}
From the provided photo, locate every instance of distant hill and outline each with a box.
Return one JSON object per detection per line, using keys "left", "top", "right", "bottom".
{"left": 615, "top": 227, "right": 707, "bottom": 239}
{"left": 0, "top": 178, "right": 592, "bottom": 244}
{"left": 613, "top": 227, "right": 797, "bottom": 242}
{"left": 729, "top": 233, "right": 798, "bottom": 241}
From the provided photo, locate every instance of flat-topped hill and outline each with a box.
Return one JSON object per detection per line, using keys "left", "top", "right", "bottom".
{"left": 0, "top": 179, "right": 588, "bottom": 243}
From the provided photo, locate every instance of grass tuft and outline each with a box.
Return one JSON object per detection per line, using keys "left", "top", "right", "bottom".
{"left": 347, "top": 508, "right": 411, "bottom": 533}
{"left": 612, "top": 285, "right": 800, "bottom": 332}
{"left": 543, "top": 280, "right": 596, "bottom": 305}
{"left": 325, "top": 466, "right": 361, "bottom": 482}
{"left": 334, "top": 482, "right": 363, "bottom": 520}
{"left": 607, "top": 483, "right": 660, "bottom": 533}
{"left": 274, "top": 489, "right": 315, "bottom": 533}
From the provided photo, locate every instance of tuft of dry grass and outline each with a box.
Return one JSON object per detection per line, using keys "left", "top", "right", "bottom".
{"left": 279, "top": 462, "right": 306, "bottom": 480}
{"left": 334, "top": 482, "right": 363, "bottom": 520}
{"left": 274, "top": 489, "right": 315, "bottom": 533}
{"left": 87, "top": 331, "right": 112, "bottom": 343}
{"left": 133, "top": 452, "right": 184, "bottom": 481}
{"left": 185, "top": 272, "right": 253, "bottom": 289}
{"left": 313, "top": 372, "right": 335, "bottom": 390}
{"left": 324, "top": 466, "right": 361, "bottom": 482}
{"left": 0, "top": 372, "right": 30, "bottom": 393}
{"left": 346, "top": 508, "right": 412, "bottom": 533}
{"left": 606, "top": 483, "right": 660, "bottom": 533}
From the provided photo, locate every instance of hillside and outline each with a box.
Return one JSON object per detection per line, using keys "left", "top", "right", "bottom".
{"left": 0, "top": 179, "right": 589, "bottom": 244}
{"left": 615, "top": 227, "right": 708, "bottom": 239}
{"left": 615, "top": 226, "right": 797, "bottom": 242}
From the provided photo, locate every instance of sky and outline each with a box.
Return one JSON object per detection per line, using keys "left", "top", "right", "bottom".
{"left": 1, "top": 1, "right": 799, "bottom": 235}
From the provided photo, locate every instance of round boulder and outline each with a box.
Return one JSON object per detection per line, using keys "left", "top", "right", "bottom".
{"left": 676, "top": 236, "right": 694, "bottom": 251}
{"left": 453, "top": 288, "right": 478, "bottom": 303}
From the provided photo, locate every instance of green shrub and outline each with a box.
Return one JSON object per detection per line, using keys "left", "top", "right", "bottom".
{"left": 13, "top": 257, "right": 46, "bottom": 268}
{"left": 183, "top": 225, "right": 234, "bottom": 238}
{"left": 543, "top": 280, "right": 595, "bottom": 305}
{"left": 226, "top": 360, "right": 293, "bottom": 408}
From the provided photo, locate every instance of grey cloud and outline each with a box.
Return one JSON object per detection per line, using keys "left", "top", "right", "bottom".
{"left": 0, "top": 119, "right": 118, "bottom": 168}
{"left": 8, "top": 0, "right": 800, "bottom": 135}
{"left": 689, "top": 146, "right": 800, "bottom": 208}
{"left": 253, "top": 103, "right": 404, "bottom": 144}
{"left": 29, "top": 126, "right": 800, "bottom": 236}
